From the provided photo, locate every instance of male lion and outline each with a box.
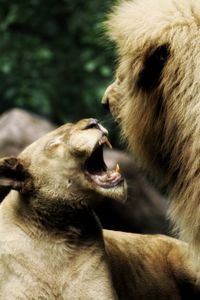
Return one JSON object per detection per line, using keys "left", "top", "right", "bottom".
{"left": 0, "top": 119, "right": 199, "bottom": 299}
{"left": 102, "top": 0, "right": 200, "bottom": 273}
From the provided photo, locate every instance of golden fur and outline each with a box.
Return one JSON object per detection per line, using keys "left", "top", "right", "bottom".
{"left": 103, "top": 0, "right": 200, "bottom": 275}
{"left": 0, "top": 119, "right": 122, "bottom": 299}
{"left": 0, "top": 118, "right": 199, "bottom": 298}
{"left": 105, "top": 230, "right": 200, "bottom": 299}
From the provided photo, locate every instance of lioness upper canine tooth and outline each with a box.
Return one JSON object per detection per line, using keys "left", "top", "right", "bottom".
{"left": 105, "top": 139, "right": 112, "bottom": 149}
{"left": 99, "top": 136, "right": 106, "bottom": 145}
{"left": 99, "top": 136, "right": 112, "bottom": 149}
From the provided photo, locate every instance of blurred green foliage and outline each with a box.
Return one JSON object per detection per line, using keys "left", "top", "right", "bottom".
{"left": 0, "top": 0, "right": 119, "bottom": 134}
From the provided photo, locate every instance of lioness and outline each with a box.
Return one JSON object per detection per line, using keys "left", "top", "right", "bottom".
{"left": 0, "top": 119, "right": 122, "bottom": 300}
{"left": 102, "top": 0, "right": 200, "bottom": 276}
{"left": 0, "top": 119, "right": 199, "bottom": 299}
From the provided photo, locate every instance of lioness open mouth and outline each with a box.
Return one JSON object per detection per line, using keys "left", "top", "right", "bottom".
{"left": 84, "top": 136, "right": 123, "bottom": 189}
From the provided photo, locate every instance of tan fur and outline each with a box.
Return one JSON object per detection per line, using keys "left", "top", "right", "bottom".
{"left": 103, "top": 0, "right": 200, "bottom": 275}
{"left": 104, "top": 230, "right": 199, "bottom": 299}
{"left": 0, "top": 119, "right": 122, "bottom": 300}
{"left": 0, "top": 119, "right": 199, "bottom": 299}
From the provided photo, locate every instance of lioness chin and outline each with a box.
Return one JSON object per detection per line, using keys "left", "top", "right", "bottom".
{"left": 0, "top": 119, "right": 199, "bottom": 299}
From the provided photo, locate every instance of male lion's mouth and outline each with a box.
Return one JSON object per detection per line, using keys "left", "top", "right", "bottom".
{"left": 84, "top": 136, "right": 123, "bottom": 188}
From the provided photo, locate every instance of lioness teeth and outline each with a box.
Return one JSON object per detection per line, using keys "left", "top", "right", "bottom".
{"left": 115, "top": 163, "right": 120, "bottom": 173}
{"left": 105, "top": 139, "right": 112, "bottom": 149}
{"left": 99, "top": 136, "right": 112, "bottom": 149}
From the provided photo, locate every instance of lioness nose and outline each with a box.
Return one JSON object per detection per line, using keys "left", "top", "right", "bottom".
{"left": 85, "top": 119, "right": 108, "bottom": 135}
{"left": 85, "top": 118, "right": 99, "bottom": 129}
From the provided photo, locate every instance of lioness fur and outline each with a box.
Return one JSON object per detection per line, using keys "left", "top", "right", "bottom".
{"left": 0, "top": 119, "right": 121, "bottom": 300}
{"left": 0, "top": 119, "right": 199, "bottom": 299}
{"left": 103, "top": 0, "right": 200, "bottom": 274}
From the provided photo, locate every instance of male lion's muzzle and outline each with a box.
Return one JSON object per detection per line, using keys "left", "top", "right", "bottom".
{"left": 102, "top": 85, "right": 112, "bottom": 111}
{"left": 101, "top": 82, "right": 121, "bottom": 121}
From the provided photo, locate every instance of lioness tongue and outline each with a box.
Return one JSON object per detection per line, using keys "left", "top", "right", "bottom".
{"left": 90, "top": 170, "right": 122, "bottom": 188}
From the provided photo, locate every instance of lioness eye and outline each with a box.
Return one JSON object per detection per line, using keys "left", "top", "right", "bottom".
{"left": 44, "top": 137, "right": 62, "bottom": 151}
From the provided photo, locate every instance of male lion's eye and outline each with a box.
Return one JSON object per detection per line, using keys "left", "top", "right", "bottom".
{"left": 117, "top": 73, "right": 124, "bottom": 84}
{"left": 137, "top": 44, "right": 170, "bottom": 91}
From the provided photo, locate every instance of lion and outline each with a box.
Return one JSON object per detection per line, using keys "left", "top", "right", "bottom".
{"left": 0, "top": 118, "right": 121, "bottom": 300}
{"left": 0, "top": 119, "right": 199, "bottom": 299}
{"left": 0, "top": 109, "right": 169, "bottom": 235}
{"left": 102, "top": 0, "right": 200, "bottom": 273}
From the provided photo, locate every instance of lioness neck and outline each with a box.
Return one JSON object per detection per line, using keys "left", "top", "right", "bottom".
{"left": 0, "top": 191, "right": 117, "bottom": 299}
{"left": 0, "top": 190, "right": 103, "bottom": 245}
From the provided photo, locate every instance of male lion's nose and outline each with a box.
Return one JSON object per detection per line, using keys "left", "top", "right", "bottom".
{"left": 102, "top": 84, "right": 114, "bottom": 111}
{"left": 102, "top": 93, "right": 110, "bottom": 111}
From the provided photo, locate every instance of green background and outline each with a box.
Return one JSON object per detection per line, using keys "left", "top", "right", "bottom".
{"left": 0, "top": 0, "right": 122, "bottom": 144}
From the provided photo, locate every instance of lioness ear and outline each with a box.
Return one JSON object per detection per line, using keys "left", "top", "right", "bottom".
{"left": 0, "top": 157, "right": 27, "bottom": 191}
